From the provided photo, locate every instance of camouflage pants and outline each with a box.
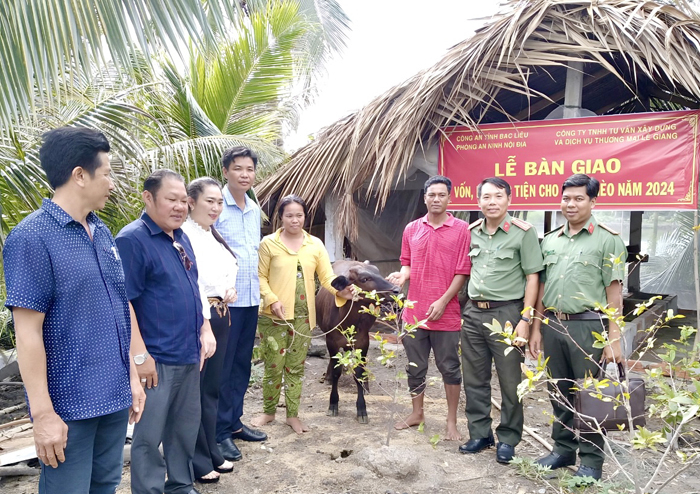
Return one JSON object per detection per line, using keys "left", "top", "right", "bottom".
{"left": 258, "top": 267, "right": 311, "bottom": 417}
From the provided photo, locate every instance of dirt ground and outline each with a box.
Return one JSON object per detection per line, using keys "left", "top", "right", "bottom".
{"left": 2, "top": 337, "right": 700, "bottom": 494}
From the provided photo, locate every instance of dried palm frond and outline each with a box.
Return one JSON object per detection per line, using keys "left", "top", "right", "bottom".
{"left": 258, "top": 0, "right": 700, "bottom": 239}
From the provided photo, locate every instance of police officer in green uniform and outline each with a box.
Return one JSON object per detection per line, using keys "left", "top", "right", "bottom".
{"left": 459, "top": 177, "right": 544, "bottom": 463}
{"left": 530, "top": 174, "right": 626, "bottom": 481}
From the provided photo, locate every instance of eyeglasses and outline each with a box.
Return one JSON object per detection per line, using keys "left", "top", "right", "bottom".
{"left": 172, "top": 241, "right": 193, "bottom": 271}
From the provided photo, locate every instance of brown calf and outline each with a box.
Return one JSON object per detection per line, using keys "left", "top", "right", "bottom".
{"left": 316, "top": 260, "right": 400, "bottom": 423}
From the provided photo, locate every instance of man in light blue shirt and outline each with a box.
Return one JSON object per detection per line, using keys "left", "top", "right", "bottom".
{"left": 215, "top": 146, "right": 267, "bottom": 461}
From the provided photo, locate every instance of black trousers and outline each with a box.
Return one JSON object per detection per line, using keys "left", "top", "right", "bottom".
{"left": 193, "top": 307, "right": 230, "bottom": 477}
{"left": 542, "top": 318, "right": 606, "bottom": 469}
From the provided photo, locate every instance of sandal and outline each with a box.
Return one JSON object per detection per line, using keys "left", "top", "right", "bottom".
{"left": 196, "top": 471, "right": 220, "bottom": 484}
{"left": 214, "top": 460, "right": 234, "bottom": 473}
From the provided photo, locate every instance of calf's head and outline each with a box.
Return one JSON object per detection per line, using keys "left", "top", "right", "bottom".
{"left": 345, "top": 261, "right": 400, "bottom": 294}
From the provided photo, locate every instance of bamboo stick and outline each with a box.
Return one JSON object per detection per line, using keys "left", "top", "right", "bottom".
{"left": 0, "top": 403, "right": 26, "bottom": 416}
{"left": 0, "top": 418, "right": 30, "bottom": 431}
{"left": 0, "top": 424, "right": 33, "bottom": 443}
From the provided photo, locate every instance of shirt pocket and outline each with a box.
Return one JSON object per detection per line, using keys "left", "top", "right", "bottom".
{"left": 492, "top": 248, "right": 515, "bottom": 272}
{"left": 572, "top": 254, "right": 599, "bottom": 284}
{"left": 468, "top": 247, "right": 481, "bottom": 257}
{"left": 543, "top": 254, "right": 558, "bottom": 266}
{"left": 101, "top": 246, "right": 126, "bottom": 288}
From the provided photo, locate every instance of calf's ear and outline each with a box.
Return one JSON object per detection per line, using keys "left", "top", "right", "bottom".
{"left": 331, "top": 275, "right": 351, "bottom": 291}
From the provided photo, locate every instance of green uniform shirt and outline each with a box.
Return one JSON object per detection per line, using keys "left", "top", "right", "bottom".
{"left": 468, "top": 214, "right": 544, "bottom": 301}
{"left": 540, "top": 215, "right": 627, "bottom": 314}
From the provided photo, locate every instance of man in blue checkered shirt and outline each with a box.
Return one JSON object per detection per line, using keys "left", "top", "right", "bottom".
{"left": 215, "top": 147, "right": 268, "bottom": 460}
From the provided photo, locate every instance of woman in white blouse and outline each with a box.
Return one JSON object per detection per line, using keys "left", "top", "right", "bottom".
{"left": 182, "top": 177, "right": 238, "bottom": 484}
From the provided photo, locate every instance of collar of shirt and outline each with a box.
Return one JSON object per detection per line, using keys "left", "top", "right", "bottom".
{"left": 420, "top": 212, "right": 456, "bottom": 228}
{"left": 223, "top": 185, "right": 255, "bottom": 213}
{"left": 478, "top": 213, "right": 512, "bottom": 235}
{"left": 184, "top": 216, "right": 211, "bottom": 237}
{"left": 140, "top": 211, "right": 185, "bottom": 241}
{"left": 42, "top": 198, "right": 101, "bottom": 230}
{"left": 271, "top": 228, "right": 312, "bottom": 250}
{"left": 560, "top": 215, "right": 597, "bottom": 237}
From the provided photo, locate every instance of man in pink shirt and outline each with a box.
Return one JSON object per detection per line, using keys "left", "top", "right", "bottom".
{"left": 387, "top": 175, "right": 471, "bottom": 441}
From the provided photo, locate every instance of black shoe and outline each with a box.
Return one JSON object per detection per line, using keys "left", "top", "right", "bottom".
{"left": 232, "top": 424, "right": 268, "bottom": 442}
{"left": 496, "top": 442, "right": 515, "bottom": 463}
{"left": 458, "top": 433, "right": 495, "bottom": 454}
{"left": 575, "top": 464, "right": 602, "bottom": 481}
{"left": 535, "top": 451, "right": 576, "bottom": 470}
{"left": 217, "top": 438, "right": 242, "bottom": 461}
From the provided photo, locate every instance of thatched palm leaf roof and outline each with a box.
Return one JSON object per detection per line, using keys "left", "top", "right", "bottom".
{"left": 258, "top": 0, "right": 700, "bottom": 238}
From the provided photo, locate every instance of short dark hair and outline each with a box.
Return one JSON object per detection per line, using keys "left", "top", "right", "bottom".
{"left": 424, "top": 175, "right": 452, "bottom": 194}
{"left": 277, "top": 194, "right": 308, "bottom": 219}
{"left": 222, "top": 146, "right": 258, "bottom": 170}
{"left": 143, "top": 169, "right": 185, "bottom": 198}
{"left": 477, "top": 177, "right": 511, "bottom": 197}
{"left": 562, "top": 173, "right": 599, "bottom": 199}
{"left": 187, "top": 177, "right": 222, "bottom": 202}
{"left": 39, "top": 127, "right": 110, "bottom": 189}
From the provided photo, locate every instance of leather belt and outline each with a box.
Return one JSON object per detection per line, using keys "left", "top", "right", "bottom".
{"left": 472, "top": 299, "right": 521, "bottom": 310}
{"left": 544, "top": 310, "right": 602, "bottom": 321}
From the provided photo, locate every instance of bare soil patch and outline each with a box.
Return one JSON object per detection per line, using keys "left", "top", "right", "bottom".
{"left": 2, "top": 340, "right": 700, "bottom": 493}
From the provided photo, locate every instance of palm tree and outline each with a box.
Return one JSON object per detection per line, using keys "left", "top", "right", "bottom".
{"left": 0, "top": 0, "right": 348, "bottom": 126}
{"left": 144, "top": 0, "right": 322, "bottom": 182}
{"left": 0, "top": 0, "right": 349, "bottom": 239}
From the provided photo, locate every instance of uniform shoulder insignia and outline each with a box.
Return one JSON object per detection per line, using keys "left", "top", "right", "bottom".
{"left": 511, "top": 218, "right": 532, "bottom": 231}
{"left": 544, "top": 225, "right": 564, "bottom": 236}
{"left": 469, "top": 218, "right": 483, "bottom": 230}
{"left": 598, "top": 223, "right": 620, "bottom": 235}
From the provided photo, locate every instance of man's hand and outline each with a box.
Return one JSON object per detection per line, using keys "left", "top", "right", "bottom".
{"left": 603, "top": 339, "right": 623, "bottom": 363}
{"left": 386, "top": 272, "right": 407, "bottom": 287}
{"left": 513, "top": 319, "right": 530, "bottom": 347}
{"left": 426, "top": 298, "right": 448, "bottom": 321}
{"left": 137, "top": 357, "right": 158, "bottom": 389}
{"left": 270, "top": 301, "right": 286, "bottom": 320}
{"left": 199, "top": 326, "right": 217, "bottom": 371}
{"left": 33, "top": 411, "right": 68, "bottom": 468}
{"left": 129, "top": 377, "right": 146, "bottom": 424}
{"left": 528, "top": 328, "right": 542, "bottom": 360}
{"left": 222, "top": 287, "right": 238, "bottom": 304}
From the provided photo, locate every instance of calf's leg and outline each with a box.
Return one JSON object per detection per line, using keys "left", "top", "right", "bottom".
{"left": 327, "top": 356, "right": 342, "bottom": 417}
{"left": 354, "top": 349, "right": 369, "bottom": 424}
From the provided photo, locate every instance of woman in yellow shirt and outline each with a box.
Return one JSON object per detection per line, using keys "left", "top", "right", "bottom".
{"left": 250, "top": 195, "right": 354, "bottom": 434}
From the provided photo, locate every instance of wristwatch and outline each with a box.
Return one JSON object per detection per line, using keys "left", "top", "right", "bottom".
{"left": 133, "top": 352, "right": 149, "bottom": 365}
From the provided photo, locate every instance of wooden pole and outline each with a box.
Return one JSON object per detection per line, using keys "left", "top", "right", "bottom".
{"left": 692, "top": 209, "right": 700, "bottom": 356}
{"left": 0, "top": 466, "right": 39, "bottom": 476}
{"left": 324, "top": 195, "right": 344, "bottom": 262}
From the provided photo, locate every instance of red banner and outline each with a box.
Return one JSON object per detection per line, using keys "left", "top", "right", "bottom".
{"left": 438, "top": 110, "right": 700, "bottom": 210}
